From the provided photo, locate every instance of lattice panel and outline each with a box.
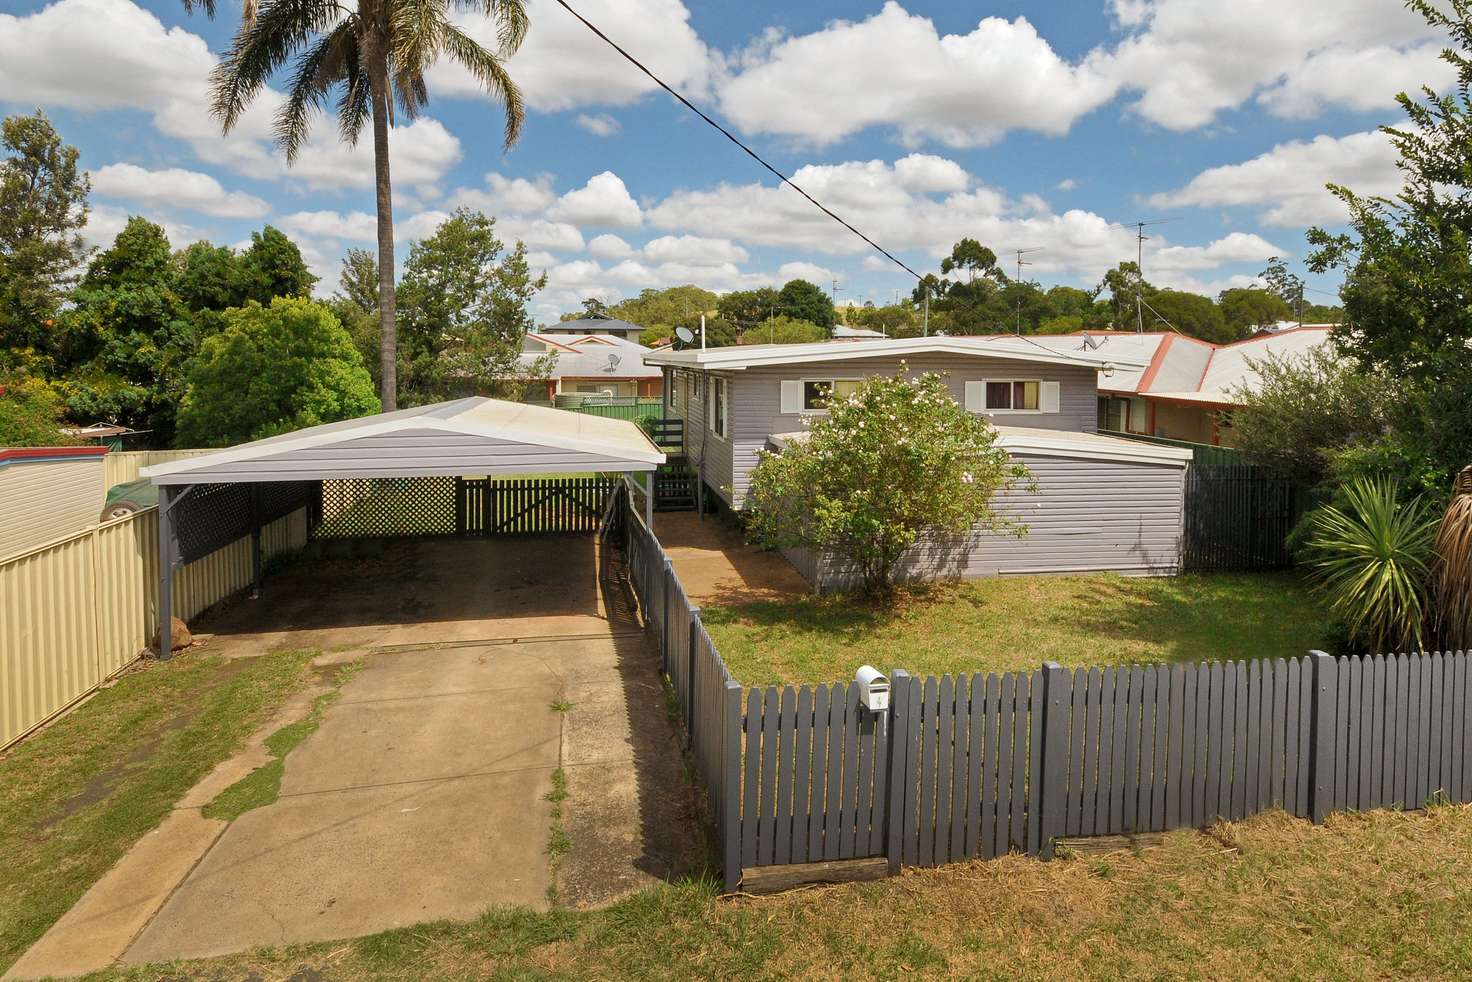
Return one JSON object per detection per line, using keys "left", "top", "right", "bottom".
{"left": 171, "top": 483, "right": 253, "bottom": 564}
{"left": 257, "top": 481, "right": 316, "bottom": 525}
{"left": 314, "top": 477, "right": 458, "bottom": 538}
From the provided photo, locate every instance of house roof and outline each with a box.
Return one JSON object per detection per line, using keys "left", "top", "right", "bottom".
{"left": 1028, "top": 326, "right": 1336, "bottom": 407}
{"left": 541, "top": 316, "right": 642, "bottom": 335}
{"left": 0, "top": 446, "right": 109, "bottom": 469}
{"left": 767, "top": 424, "right": 1191, "bottom": 467}
{"left": 643, "top": 335, "right": 1149, "bottom": 372}
{"left": 140, "top": 397, "right": 665, "bottom": 484}
{"left": 521, "top": 333, "right": 662, "bottom": 379}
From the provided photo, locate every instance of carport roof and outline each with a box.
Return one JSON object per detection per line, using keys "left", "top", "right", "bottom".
{"left": 141, "top": 397, "right": 666, "bottom": 485}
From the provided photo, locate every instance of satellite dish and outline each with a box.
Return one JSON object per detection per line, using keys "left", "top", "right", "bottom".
{"left": 605, "top": 353, "right": 622, "bottom": 372}
{"left": 675, "top": 326, "right": 695, "bottom": 344}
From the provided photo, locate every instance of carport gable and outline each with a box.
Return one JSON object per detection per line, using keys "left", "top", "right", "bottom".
{"left": 143, "top": 398, "right": 665, "bottom": 484}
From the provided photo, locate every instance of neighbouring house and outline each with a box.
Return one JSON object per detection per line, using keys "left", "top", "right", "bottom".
{"left": 1020, "top": 326, "right": 1335, "bottom": 446}
{"left": 644, "top": 336, "right": 1193, "bottom": 590}
{"left": 832, "top": 325, "right": 887, "bottom": 339}
{"left": 0, "top": 446, "right": 108, "bottom": 559}
{"left": 538, "top": 315, "right": 644, "bottom": 343}
{"left": 521, "top": 332, "right": 664, "bottom": 401}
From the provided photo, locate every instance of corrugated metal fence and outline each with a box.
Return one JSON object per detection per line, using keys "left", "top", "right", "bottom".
{"left": 616, "top": 492, "right": 1472, "bottom": 889}
{"left": 103, "top": 449, "right": 213, "bottom": 489}
{"left": 0, "top": 506, "right": 308, "bottom": 749}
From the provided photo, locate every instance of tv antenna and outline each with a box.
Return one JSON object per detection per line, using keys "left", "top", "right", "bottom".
{"left": 1011, "top": 247, "right": 1042, "bottom": 334}
{"left": 1110, "top": 218, "right": 1179, "bottom": 332}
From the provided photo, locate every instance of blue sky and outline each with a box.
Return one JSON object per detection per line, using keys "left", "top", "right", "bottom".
{"left": 0, "top": 0, "right": 1444, "bottom": 323}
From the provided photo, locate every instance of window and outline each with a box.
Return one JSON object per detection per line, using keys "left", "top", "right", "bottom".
{"left": 707, "top": 377, "right": 728, "bottom": 438}
{"left": 669, "top": 372, "right": 679, "bottom": 410}
{"left": 802, "top": 378, "right": 863, "bottom": 411}
{"left": 966, "top": 379, "right": 1059, "bottom": 414}
{"left": 984, "top": 380, "right": 1040, "bottom": 411}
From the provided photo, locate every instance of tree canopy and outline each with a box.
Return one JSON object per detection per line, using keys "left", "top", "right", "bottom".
{"left": 176, "top": 297, "right": 379, "bottom": 447}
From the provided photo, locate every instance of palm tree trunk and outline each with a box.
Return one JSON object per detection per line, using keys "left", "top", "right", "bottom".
{"left": 368, "top": 55, "right": 397, "bottom": 411}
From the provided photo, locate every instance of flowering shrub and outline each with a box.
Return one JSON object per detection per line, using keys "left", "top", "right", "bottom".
{"left": 745, "top": 369, "right": 1032, "bottom": 595}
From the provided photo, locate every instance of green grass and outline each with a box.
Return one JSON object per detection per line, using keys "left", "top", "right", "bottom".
{"left": 89, "top": 805, "right": 1472, "bottom": 980}
{"left": 545, "top": 768, "right": 571, "bottom": 905}
{"left": 0, "top": 649, "right": 317, "bottom": 974}
{"left": 201, "top": 659, "right": 361, "bottom": 822}
{"left": 702, "top": 572, "right": 1332, "bottom": 684}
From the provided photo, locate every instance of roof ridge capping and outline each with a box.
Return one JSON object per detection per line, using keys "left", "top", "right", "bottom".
{"left": 642, "top": 334, "right": 1150, "bottom": 371}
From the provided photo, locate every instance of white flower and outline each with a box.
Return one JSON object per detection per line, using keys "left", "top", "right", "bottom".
{"left": 962, "top": 472, "right": 974, "bottom": 484}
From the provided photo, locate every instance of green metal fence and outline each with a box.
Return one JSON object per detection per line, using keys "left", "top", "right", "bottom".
{"left": 524, "top": 398, "right": 664, "bottom": 422}
{"left": 1100, "top": 430, "right": 1246, "bottom": 468}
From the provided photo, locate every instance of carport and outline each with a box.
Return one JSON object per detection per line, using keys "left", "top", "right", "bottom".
{"left": 141, "top": 397, "right": 665, "bottom": 657}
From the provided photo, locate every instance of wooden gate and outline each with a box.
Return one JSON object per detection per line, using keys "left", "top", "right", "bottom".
{"left": 457, "top": 476, "right": 617, "bottom": 536}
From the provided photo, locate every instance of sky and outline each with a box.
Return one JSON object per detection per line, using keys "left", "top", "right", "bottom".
{"left": 0, "top": 0, "right": 1445, "bottom": 325}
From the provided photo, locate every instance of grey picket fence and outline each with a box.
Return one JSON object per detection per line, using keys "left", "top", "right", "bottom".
{"left": 615, "top": 493, "right": 1472, "bottom": 890}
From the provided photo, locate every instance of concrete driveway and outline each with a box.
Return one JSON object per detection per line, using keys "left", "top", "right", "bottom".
{"left": 7, "top": 536, "right": 701, "bottom": 978}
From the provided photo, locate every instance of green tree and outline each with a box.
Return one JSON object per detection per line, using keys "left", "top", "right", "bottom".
{"left": 0, "top": 374, "right": 74, "bottom": 446}
{"left": 1099, "top": 261, "right": 1154, "bottom": 329}
{"left": 1144, "top": 289, "right": 1231, "bottom": 342}
{"left": 605, "top": 284, "right": 719, "bottom": 340}
{"left": 717, "top": 286, "right": 781, "bottom": 329}
{"left": 777, "top": 279, "right": 836, "bottom": 329}
{"left": 1259, "top": 256, "right": 1305, "bottom": 324}
{"left": 940, "top": 238, "right": 1004, "bottom": 284}
{"left": 396, "top": 208, "right": 547, "bottom": 402}
{"left": 736, "top": 315, "right": 826, "bottom": 345}
{"left": 1218, "top": 287, "right": 1291, "bottom": 338}
{"left": 174, "top": 241, "right": 248, "bottom": 314}
{"left": 1305, "top": 0, "right": 1472, "bottom": 494}
{"left": 237, "top": 225, "right": 316, "bottom": 303}
{"left": 578, "top": 297, "right": 609, "bottom": 318}
{"left": 176, "top": 297, "right": 379, "bottom": 446}
{"left": 184, "top": 0, "right": 531, "bottom": 413}
{"left": 59, "top": 217, "right": 196, "bottom": 441}
{"left": 0, "top": 110, "right": 90, "bottom": 358}
{"left": 745, "top": 371, "right": 1032, "bottom": 595}
{"left": 1229, "top": 346, "right": 1393, "bottom": 486}
{"left": 326, "top": 247, "right": 381, "bottom": 380}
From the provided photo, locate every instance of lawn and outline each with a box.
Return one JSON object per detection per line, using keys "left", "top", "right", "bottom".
{"left": 701, "top": 572, "right": 1332, "bottom": 685}
{"left": 94, "top": 804, "right": 1472, "bottom": 980}
{"left": 0, "top": 648, "right": 317, "bottom": 975}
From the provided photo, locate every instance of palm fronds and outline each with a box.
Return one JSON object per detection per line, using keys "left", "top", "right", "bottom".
{"left": 1432, "top": 466, "right": 1472, "bottom": 649}
{"left": 1304, "top": 476, "right": 1438, "bottom": 654}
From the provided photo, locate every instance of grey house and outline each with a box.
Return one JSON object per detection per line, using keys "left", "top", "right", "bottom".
{"left": 643, "top": 336, "right": 1192, "bottom": 590}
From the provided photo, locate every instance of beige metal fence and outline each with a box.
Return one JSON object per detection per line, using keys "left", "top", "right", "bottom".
{"left": 103, "top": 449, "right": 213, "bottom": 489}
{"left": 0, "top": 506, "right": 308, "bottom": 749}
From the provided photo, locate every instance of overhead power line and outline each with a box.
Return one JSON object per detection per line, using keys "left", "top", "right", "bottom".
{"left": 551, "top": 0, "right": 924, "bottom": 282}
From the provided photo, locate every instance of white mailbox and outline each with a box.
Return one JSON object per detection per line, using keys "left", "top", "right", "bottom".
{"left": 855, "top": 665, "right": 889, "bottom": 713}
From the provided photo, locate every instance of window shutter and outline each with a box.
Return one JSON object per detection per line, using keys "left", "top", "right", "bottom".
{"left": 1041, "top": 381, "right": 1061, "bottom": 413}
{"left": 780, "top": 380, "right": 802, "bottom": 414}
{"left": 964, "top": 381, "right": 984, "bottom": 412}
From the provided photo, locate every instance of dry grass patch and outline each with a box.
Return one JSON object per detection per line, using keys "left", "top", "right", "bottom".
{"left": 97, "top": 804, "right": 1472, "bottom": 980}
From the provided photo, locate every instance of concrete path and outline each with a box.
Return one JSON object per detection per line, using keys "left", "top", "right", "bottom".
{"left": 654, "top": 511, "right": 810, "bottom": 606}
{"left": 6, "top": 537, "right": 701, "bottom": 979}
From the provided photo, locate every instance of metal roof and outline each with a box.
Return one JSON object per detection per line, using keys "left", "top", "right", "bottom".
{"left": 141, "top": 398, "right": 665, "bottom": 485}
{"left": 642, "top": 335, "right": 1148, "bottom": 372}
{"left": 521, "top": 333, "right": 663, "bottom": 379}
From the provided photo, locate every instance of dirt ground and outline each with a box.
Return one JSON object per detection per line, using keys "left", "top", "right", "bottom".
{"left": 6, "top": 536, "right": 703, "bottom": 979}
{"left": 651, "top": 511, "right": 810, "bottom": 606}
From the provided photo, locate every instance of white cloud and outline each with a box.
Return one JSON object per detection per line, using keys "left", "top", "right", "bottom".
{"left": 287, "top": 118, "right": 463, "bottom": 192}
{"left": 547, "top": 171, "right": 642, "bottom": 228}
{"left": 1056, "top": 178, "right": 1078, "bottom": 191}
{"left": 279, "top": 210, "right": 379, "bottom": 242}
{"left": 1149, "top": 232, "right": 1282, "bottom": 273}
{"left": 892, "top": 154, "right": 971, "bottom": 193}
{"left": 1147, "top": 130, "right": 1401, "bottom": 226}
{"left": 91, "top": 163, "right": 269, "bottom": 219}
{"left": 1102, "top": 0, "right": 1455, "bottom": 130}
{"left": 575, "top": 113, "right": 621, "bottom": 137}
{"left": 642, "top": 234, "right": 748, "bottom": 266}
{"left": 82, "top": 203, "right": 196, "bottom": 250}
{"left": 778, "top": 261, "right": 840, "bottom": 285}
{"left": 525, "top": 250, "right": 559, "bottom": 269}
{"left": 588, "top": 233, "right": 635, "bottom": 260}
{"left": 500, "top": 217, "right": 586, "bottom": 251}
{"left": 430, "top": 0, "right": 713, "bottom": 111}
{"left": 718, "top": 3, "right": 1116, "bottom": 147}
{"left": 448, "top": 172, "right": 557, "bottom": 215}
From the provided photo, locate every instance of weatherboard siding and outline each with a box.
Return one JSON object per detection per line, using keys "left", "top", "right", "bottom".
{"left": 667, "top": 370, "right": 739, "bottom": 506}
{"left": 728, "top": 354, "right": 1099, "bottom": 507}
{"left": 805, "top": 453, "right": 1186, "bottom": 591}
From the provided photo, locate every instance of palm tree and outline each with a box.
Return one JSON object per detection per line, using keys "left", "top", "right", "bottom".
{"left": 182, "top": 0, "right": 529, "bottom": 411}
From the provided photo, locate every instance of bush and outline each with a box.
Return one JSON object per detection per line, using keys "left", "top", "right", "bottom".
{"left": 1301, "top": 476, "right": 1437, "bottom": 654}
{"left": 176, "top": 298, "right": 379, "bottom": 447}
{"left": 0, "top": 375, "right": 74, "bottom": 446}
{"left": 744, "top": 370, "right": 1031, "bottom": 595}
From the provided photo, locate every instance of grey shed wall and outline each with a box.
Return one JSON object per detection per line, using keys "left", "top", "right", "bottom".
{"left": 801, "top": 451, "right": 1187, "bottom": 592}
{"left": 668, "top": 353, "right": 1100, "bottom": 508}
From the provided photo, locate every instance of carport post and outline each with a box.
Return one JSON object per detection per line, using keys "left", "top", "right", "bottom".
{"left": 249, "top": 484, "right": 263, "bottom": 600}
{"left": 157, "top": 485, "right": 175, "bottom": 662}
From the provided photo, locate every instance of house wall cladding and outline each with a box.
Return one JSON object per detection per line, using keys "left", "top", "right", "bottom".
{"left": 802, "top": 452, "right": 1186, "bottom": 591}
{"left": 0, "top": 456, "right": 106, "bottom": 560}
{"left": 617, "top": 502, "right": 1472, "bottom": 890}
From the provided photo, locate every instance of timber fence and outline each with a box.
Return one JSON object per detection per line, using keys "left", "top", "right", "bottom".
{"left": 616, "top": 492, "right": 1472, "bottom": 890}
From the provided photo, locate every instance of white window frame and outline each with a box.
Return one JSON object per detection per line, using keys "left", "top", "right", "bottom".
{"left": 786, "top": 377, "right": 865, "bottom": 415}
{"left": 974, "top": 378, "right": 1051, "bottom": 415}
{"left": 707, "top": 376, "right": 728, "bottom": 439}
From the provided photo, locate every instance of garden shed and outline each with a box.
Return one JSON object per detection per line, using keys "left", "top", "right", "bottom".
{"left": 140, "top": 397, "right": 665, "bottom": 653}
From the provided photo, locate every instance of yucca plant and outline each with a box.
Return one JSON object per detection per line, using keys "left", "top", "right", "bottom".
{"left": 1304, "top": 476, "right": 1438, "bottom": 654}
{"left": 1432, "top": 466, "right": 1472, "bottom": 650}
